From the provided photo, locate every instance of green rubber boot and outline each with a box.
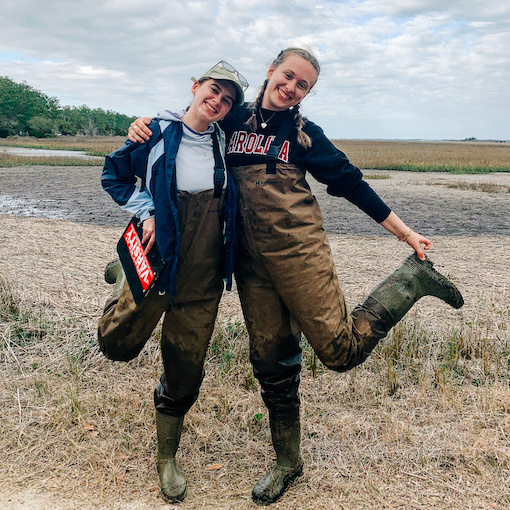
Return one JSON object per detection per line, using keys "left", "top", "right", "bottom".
{"left": 340, "top": 252, "right": 465, "bottom": 371}
{"left": 366, "top": 252, "right": 464, "bottom": 328}
{"left": 156, "top": 412, "right": 187, "bottom": 503}
{"left": 252, "top": 419, "right": 303, "bottom": 506}
{"left": 103, "top": 259, "right": 126, "bottom": 313}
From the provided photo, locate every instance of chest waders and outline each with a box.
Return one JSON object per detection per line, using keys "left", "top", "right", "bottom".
{"left": 231, "top": 123, "right": 464, "bottom": 505}
{"left": 98, "top": 189, "right": 225, "bottom": 502}
{"left": 98, "top": 126, "right": 229, "bottom": 503}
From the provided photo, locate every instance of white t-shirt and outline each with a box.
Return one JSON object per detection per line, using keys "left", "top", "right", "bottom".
{"left": 175, "top": 123, "right": 225, "bottom": 193}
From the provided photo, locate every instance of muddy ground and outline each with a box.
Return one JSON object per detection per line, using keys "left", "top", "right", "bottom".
{"left": 0, "top": 165, "right": 509, "bottom": 236}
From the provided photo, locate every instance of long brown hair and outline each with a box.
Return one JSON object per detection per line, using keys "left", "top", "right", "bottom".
{"left": 245, "top": 47, "right": 321, "bottom": 149}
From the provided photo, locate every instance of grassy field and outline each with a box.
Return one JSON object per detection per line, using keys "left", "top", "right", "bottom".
{"left": 0, "top": 136, "right": 509, "bottom": 509}
{"left": 0, "top": 135, "right": 125, "bottom": 155}
{"left": 332, "top": 139, "right": 510, "bottom": 174}
{"left": 1, "top": 231, "right": 509, "bottom": 510}
{"left": 1, "top": 135, "right": 509, "bottom": 173}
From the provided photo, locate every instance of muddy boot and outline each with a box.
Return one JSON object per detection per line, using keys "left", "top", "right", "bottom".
{"left": 366, "top": 252, "right": 463, "bottom": 326}
{"left": 252, "top": 419, "right": 303, "bottom": 505}
{"left": 156, "top": 412, "right": 187, "bottom": 503}
{"left": 349, "top": 252, "right": 464, "bottom": 366}
{"left": 103, "top": 259, "right": 126, "bottom": 313}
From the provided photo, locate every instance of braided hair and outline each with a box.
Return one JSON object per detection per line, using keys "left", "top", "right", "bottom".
{"left": 245, "top": 47, "right": 320, "bottom": 149}
{"left": 245, "top": 80, "right": 268, "bottom": 133}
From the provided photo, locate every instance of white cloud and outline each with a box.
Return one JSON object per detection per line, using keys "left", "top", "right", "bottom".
{"left": 0, "top": 0, "right": 508, "bottom": 139}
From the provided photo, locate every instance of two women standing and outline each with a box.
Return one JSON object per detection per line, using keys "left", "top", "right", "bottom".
{"left": 119, "top": 47, "right": 463, "bottom": 505}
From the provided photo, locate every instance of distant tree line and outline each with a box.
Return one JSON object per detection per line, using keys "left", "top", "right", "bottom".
{"left": 0, "top": 76, "right": 137, "bottom": 138}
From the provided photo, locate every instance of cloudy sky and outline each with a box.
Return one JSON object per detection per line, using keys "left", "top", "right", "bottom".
{"left": 1, "top": 0, "right": 509, "bottom": 140}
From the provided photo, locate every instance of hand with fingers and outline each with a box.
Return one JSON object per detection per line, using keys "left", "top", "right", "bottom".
{"left": 142, "top": 216, "right": 156, "bottom": 254}
{"left": 129, "top": 117, "right": 153, "bottom": 143}
{"left": 404, "top": 230, "right": 431, "bottom": 261}
{"left": 380, "top": 211, "right": 430, "bottom": 261}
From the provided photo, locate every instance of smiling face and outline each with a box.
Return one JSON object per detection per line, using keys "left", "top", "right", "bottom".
{"left": 261, "top": 54, "right": 318, "bottom": 111}
{"left": 183, "top": 78, "right": 236, "bottom": 132}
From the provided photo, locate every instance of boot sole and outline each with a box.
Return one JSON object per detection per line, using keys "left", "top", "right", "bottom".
{"left": 161, "top": 487, "right": 186, "bottom": 503}
{"left": 406, "top": 253, "right": 464, "bottom": 309}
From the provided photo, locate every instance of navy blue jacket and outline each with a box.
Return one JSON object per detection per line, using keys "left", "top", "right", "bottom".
{"left": 102, "top": 117, "right": 238, "bottom": 296}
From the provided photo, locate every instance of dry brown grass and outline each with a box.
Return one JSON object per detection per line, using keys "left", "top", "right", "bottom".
{"left": 0, "top": 135, "right": 125, "bottom": 155}
{"left": 361, "top": 172, "right": 390, "bottom": 180}
{"left": 0, "top": 136, "right": 120, "bottom": 167}
{"left": 428, "top": 180, "right": 510, "bottom": 193}
{"left": 0, "top": 153, "right": 104, "bottom": 167}
{"left": 1, "top": 214, "right": 509, "bottom": 509}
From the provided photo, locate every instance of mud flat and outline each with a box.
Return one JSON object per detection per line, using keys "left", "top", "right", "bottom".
{"left": 0, "top": 165, "right": 509, "bottom": 236}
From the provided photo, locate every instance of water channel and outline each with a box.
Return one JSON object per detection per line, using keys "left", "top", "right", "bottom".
{"left": 0, "top": 146, "right": 103, "bottom": 160}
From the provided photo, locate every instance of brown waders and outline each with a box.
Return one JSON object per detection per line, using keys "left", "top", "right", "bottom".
{"left": 231, "top": 163, "right": 463, "bottom": 504}
{"left": 98, "top": 190, "right": 225, "bottom": 502}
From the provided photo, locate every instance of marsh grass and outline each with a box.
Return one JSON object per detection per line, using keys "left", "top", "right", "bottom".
{"left": 1, "top": 136, "right": 509, "bottom": 173}
{"left": 0, "top": 135, "right": 124, "bottom": 155}
{"left": 333, "top": 139, "right": 510, "bottom": 174}
{"left": 362, "top": 173, "right": 391, "bottom": 180}
{"left": 0, "top": 153, "right": 104, "bottom": 167}
{"left": 1, "top": 272, "right": 509, "bottom": 509}
{"left": 428, "top": 180, "right": 510, "bottom": 193}
{"left": 0, "top": 136, "right": 121, "bottom": 167}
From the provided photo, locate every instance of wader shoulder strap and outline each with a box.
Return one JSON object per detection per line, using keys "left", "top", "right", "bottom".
{"left": 212, "top": 129, "right": 225, "bottom": 198}
{"left": 266, "top": 118, "right": 296, "bottom": 175}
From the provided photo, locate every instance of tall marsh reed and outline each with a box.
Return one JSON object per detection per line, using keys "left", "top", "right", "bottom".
{"left": 333, "top": 139, "right": 510, "bottom": 173}
{"left": 1, "top": 136, "right": 509, "bottom": 173}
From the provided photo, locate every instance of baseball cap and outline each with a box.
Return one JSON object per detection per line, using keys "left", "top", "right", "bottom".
{"left": 192, "top": 60, "right": 248, "bottom": 106}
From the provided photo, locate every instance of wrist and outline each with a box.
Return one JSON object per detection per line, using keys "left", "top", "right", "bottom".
{"left": 398, "top": 228, "right": 412, "bottom": 242}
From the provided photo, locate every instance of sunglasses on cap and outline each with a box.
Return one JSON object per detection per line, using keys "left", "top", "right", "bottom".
{"left": 193, "top": 60, "right": 249, "bottom": 105}
{"left": 213, "top": 60, "right": 249, "bottom": 90}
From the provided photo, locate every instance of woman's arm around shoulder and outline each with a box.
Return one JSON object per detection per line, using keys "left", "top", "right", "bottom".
{"left": 128, "top": 116, "right": 153, "bottom": 143}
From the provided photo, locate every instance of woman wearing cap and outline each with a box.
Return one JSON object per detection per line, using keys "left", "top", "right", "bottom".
{"left": 98, "top": 61, "right": 248, "bottom": 503}
{"left": 129, "top": 48, "right": 464, "bottom": 505}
